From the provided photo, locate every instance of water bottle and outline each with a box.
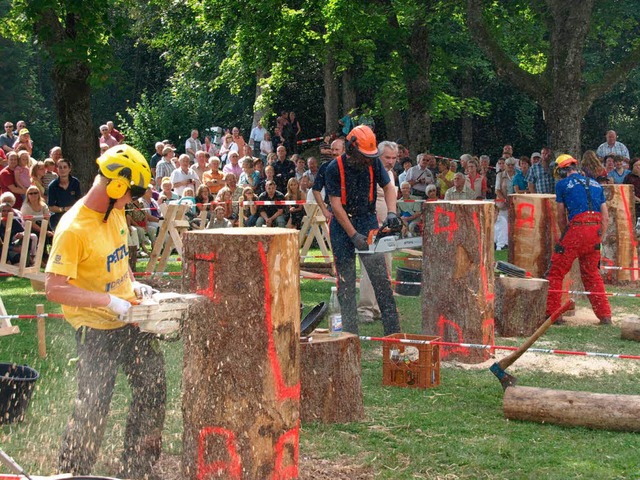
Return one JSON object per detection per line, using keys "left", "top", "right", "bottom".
{"left": 328, "top": 286, "right": 342, "bottom": 337}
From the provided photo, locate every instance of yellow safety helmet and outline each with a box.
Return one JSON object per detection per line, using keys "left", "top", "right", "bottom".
{"left": 97, "top": 145, "right": 151, "bottom": 199}
{"left": 553, "top": 154, "right": 578, "bottom": 179}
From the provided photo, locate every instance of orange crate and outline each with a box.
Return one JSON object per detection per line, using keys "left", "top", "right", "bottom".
{"left": 382, "top": 333, "right": 440, "bottom": 389}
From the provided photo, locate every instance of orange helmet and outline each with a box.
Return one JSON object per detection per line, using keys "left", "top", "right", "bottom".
{"left": 346, "top": 125, "right": 378, "bottom": 158}
{"left": 554, "top": 154, "right": 578, "bottom": 179}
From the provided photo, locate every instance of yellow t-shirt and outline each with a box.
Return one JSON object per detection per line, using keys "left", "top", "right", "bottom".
{"left": 439, "top": 170, "right": 455, "bottom": 197}
{"left": 46, "top": 201, "right": 136, "bottom": 330}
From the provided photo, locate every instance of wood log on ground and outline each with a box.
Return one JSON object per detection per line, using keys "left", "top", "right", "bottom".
{"left": 621, "top": 316, "right": 640, "bottom": 342}
{"left": 422, "top": 201, "right": 495, "bottom": 363}
{"left": 181, "top": 227, "right": 300, "bottom": 480}
{"left": 494, "top": 277, "right": 548, "bottom": 337}
{"left": 299, "top": 332, "right": 364, "bottom": 424}
{"left": 601, "top": 184, "right": 638, "bottom": 284}
{"left": 504, "top": 386, "right": 640, "bottom": 431}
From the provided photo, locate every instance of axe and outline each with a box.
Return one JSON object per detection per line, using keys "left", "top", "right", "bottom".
{"left": 490, "top": 300, "right": 574, "bottom": 389}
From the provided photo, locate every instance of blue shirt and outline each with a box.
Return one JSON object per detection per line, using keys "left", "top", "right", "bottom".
{"left": 512, "top": 170, "right": 528, "bottom": 192}
{"left": 325, "top": 155, "right": 390, "bottom": 216}
{"left": 609, "top": 168, "right": 630, "bottom": 184}
{"left": 555, "top": 174, "right": 605, "bottom": 221}
{"left": 526, "top": 162, "right": 555, "bottom": 194}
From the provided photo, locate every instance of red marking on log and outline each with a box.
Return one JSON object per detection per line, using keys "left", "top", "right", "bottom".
{"left": 482, "top": 317, "right": 495, "bottom": 355}
{"left": 437, "top": 315, "right": 469, "bottom": 358}
{"left": 515, "top": 203, "right": 535, "bottom": 229}
{"left": 194, "top": 252, "right": 222, "bottom": 304}
{"left": 434, "top": 206, "right": 458, "bottom": 242}
{"left": 619, "top": 189, "right": 639, "bottom": 280}
{"left": 197, "top": 426, "right": 242, "bottom": 480}
{"left": 472, "top": 211, "right": 494, "bottom": 302}
{"left": 272, "top": 421, "right": 300, "bottom": 480}
{"left": 544, "top": 199, "right": 559, "bottom": 244}
{"left": 258, "top": 242, "right": 301, "bottom": 402}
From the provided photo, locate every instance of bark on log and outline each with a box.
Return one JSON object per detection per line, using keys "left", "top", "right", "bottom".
{"left": 422, "top": 201, "right": 495, "bottom": 363}
{"left": 299, "top": 333, "right": 364, "bottom": 424}
{"left": 601, "top": 184, "right": 638, "bottom": 284}
{"left": 181, "top": 227, "right": 300, "bottom": 480}
{"left": 504, "top": 386, "right": 640, "bottom": 432}
{"left": 494, "top": 277, "right": 548, "bottom": 337}
{"left": 621, "top": 316, "right": 640, "bottom": 342}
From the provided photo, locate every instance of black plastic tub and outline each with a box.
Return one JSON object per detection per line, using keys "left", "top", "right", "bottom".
{"left": 395, "top": 267, "right": 422, "bottom": 296}
{"left": 0, "top": 363, "right": 39, "bottom": 424}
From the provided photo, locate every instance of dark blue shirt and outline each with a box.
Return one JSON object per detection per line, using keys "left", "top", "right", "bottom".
{"left": 555, "top": 173, "right": 605, "bottom": 221}
{"left": 325, "top": 155, "right": 390, "bottom": 216}
{"left": 47, "top": 176, "right": 82, "bottom": 230}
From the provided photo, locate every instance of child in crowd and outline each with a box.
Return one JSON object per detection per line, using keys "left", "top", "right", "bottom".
{"left": 41, "top": 159, "right": 58, "bottom": 190}
{"left": 242, "top": 187, "right": 259, "bottom": 227}
{"left": 215, "top": 186, "right": 234, "bottom": 220}
{"left": 14, "top": 151, "right": 32, "bottom": 197}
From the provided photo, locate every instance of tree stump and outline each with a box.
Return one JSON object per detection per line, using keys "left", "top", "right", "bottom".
{"left": 181, "top": 227, "right": 300, "bottom": 480}
{"left": 621, "top": 316, "right": 640, "bottom": 342}
{"left": 422, "top": 201, "right": 495, "bottom": 363}
{"left": 299, "top": 332, "right": 364, "bottom": 424}
{"left": 504, "top": 386, "right": 640, "bottom": 432}
{"left": 601, "top": 184, "right": 638, "bottom": 284}
{"left": 494, "top": 277, "right": 548, "bottom": 337}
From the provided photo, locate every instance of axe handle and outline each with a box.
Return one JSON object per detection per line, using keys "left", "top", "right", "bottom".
{"left": 496, "top": 300, "right": 574, "bottom": 372}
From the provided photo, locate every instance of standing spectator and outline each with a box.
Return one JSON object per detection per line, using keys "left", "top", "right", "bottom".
{"left": 596, "top": 130, "right": 630, "bottom": 160}
{"left": 0, "top": 151, "right": 26, "bottom": 209}
{"left": 272, "top": 126, "right": 285, "bottom": 153}
{"left": 231, "top": 127, "right": 246, "bottom": 156}
{"left": 513, "top": 157, "right": 530, "bottom": 193}
{"left": 170, "top": 154, "right": 200, "bottom": 196}
{"left": 30, "top": 161, "right": 47, "bottom": 198}
{"left": 260, "top": 131, "right": 273, "bottom": 161}
{"left": 284, "top": 111, "right": 301, "bottom": 154}
{"left": 13, "top": 129, "right": 33, "bottom": 155}
{"left": 273, "top": 145, "right": 296, "bottom": 194}
{"left": 256, "top": 180, "right": 286, "bottom": 227}
{"left": 494, "top": 157, "right": 517, "bottom": 250}
{"left": 185, "top": 129, "right": 202, "bottom": 162}
{"left": 249, "top": 119, "right": 267, "bottom": 157}
{"left": 304, "top": 156, "right": 319, "bottom": 184}
{"left": 276, "top": 111, "right": 289, "bottom": 133}
{"left": 154, "top": 147, "right": 176, "bottom": 187}
{"left": 406, "top": 153, "right": 435, "bottom": 198}
{"left": 527, "top": 151, "right": 555, "bottom": 194}
{"left": 149, "top": 142, "right": 164, "bottom": 177}
{"left": 319, "top": 134, "right": 333, "bottom": 163}
{"left": 106, "top": 121, "right": 124, "bottom": 144}
{"left": 435, "top": 158, "right": 454, "bottom": 198}
{"left": 294, "top": 156, "right": 307, "bottom": 181}
{"left": 530, "top": 151, "right": 542, "bottom": 165}
{"left": 138, "top": 186, "right": 161, "bottom": 245}
{"left": 203, "top": 135, "right": 218, "bottom": 156}
{"left": 98, "top": 125, "right": 118, "bottom": 148}
{"left": 190, "top": 151, "right": 209, "bottom": 182}
{"left": 0, "top": 121, "right": 16, "bottom": 153}
{"left": 398, "top": 158, "right": 413, "bottom": 186}
{"left": 480, "top": 155, "right": 496, "bottom": 199}
{"left": 624, "top": 158, "right": 640, "bottom": 220}
{"left": 47, "top": 159, "right": 82, "bottom": 230}
{"left": 203, "top": 157, "right": 225, "bottom": 196}
{"left": 581, "top": 150, "right": 609, "bottom": 184}
{"left": 458, "top": 154, "right": 472, "bottom": 173}
{"left": 218, "top": 133, "right": 237, "bottom": 166}
{"left": 609, "top": 155, "right": 631, "bottom": 184}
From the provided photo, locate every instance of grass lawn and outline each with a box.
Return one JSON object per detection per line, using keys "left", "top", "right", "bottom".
{"left": 1, "top": 250, "right": 640, "bottom": 479}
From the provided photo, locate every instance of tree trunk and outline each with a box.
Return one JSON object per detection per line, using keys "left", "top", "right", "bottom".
{"left": 52, "top": 62, "right": 99, "bottom": 191}
{"left": 181, "top": 228, "right": 300, "bottom": 480}
{"left": 460, "top": 70, "right": 474, "bottom": 153}
{"left": 323, "top": 50, "right": 339, "bottom": 135}
{"left": 382, "top": 105, "right": 407, "bottom": 145}
{"left": 504, "top": 386, "right": 640, "bottom": 432}
{"left": 405, "top": 22, "right": 431, "bottom": 153}
{"left": 494, "top": 277, "right": 548, "bottom": 337}
{"left": 422, "top": 201, "right": 495, "bottom": 363}
{"left": 341, "top": 67, "right": 357, "bottom": 115}
{"left": 601, "top": 184, "right": 638, "bottom": 284}
{"left": 544, "top": 98, "right": 584, "bottom": 157}
{"left": 252, "top": 69, "right": 267, "bottom": 128}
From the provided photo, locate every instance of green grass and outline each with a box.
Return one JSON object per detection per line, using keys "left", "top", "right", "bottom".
{"left": 2, "top": 251, "right": 640, "bottom": 479}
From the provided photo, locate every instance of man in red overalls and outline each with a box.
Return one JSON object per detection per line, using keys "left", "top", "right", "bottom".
{"left": 545, "top": 154, "right": 612, "bottom": 325}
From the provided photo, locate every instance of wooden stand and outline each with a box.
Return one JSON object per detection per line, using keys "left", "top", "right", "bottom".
{"left": 494, "top": 277, "right": 548, "bottom": 337}
{"left": 145, "top": 204, "right": 190, "bottom": 276}
{"left": 299, "top": 332, "right": 363, "bottom": 424}
{"left": 601, "top": 184, "right": 638, "bottom": 284}
{"left": 0, "top": 213, "right": 47, "bottom": 282}
{"left": 299, "top": 204, "right": 332, "bottom": 261}
{"left": 621, "top": 316, "right": 640, "bottom": 341}
{"left": 181, "top": 228, "right": 300, "bottom": 480}
{"left": 0, "top": 296, "right": 19, "bottom": 337}
{"left": 422, "top": 201, "right": 495, "bottom": 363}
{"left": 504, "top": 386, "right": 640, "bottom": 431}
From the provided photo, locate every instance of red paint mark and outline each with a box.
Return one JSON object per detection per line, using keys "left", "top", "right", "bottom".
{"left": 437, "top": 315, "right": 469, "bottom": 359}
{"left": 434, "top": 206, "right": 458, "bottom": 242}
{"left": 272, "top": 422, "right": 300, "bottom": 480}
{"left": 482, "top": 318, "right": 495, "bottom": 356}
{"left": 619, "top": 188, "right": 639, "bottom": 281}
{"left": 194, "top": 252, "right": 222, "bottom": 304}
{"left": 258, "top": 241, "right": 301, "bottom": 402}
{"left": 197, "top": 426, "right": 242, "bottom": 480}
{"left": 515, "top": 203, "right": 535, "bottom": 229}
{"left": 544, "top": 199, "right": 559, "bottom": 245}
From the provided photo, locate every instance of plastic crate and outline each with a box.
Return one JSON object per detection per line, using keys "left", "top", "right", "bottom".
{"left": 382, "top": 333, "right": 440, "bottom": 389}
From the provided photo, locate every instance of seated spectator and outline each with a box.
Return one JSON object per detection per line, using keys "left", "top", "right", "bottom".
{"left": 30, "top": 161, "right": 46, "bottom": 198}
{"left": 285, "top": 177, "right": 304, "bottom": 229}
{"left": 256, "top": 165, "right": 276, "bottom": 196}
{"left": 0, "top": 192, "right": 23, "bottom": 225}
{"left": 126, "top": 199, "right": 150, "bottom": 260}
{"left": 207, "top": 205, "right": 233, "bottom": 229}
{"left": 21, "top": 186, "right": 53, "bottom": 242}
{"left": 158, "top": 178, "right": 179, "bottom": 206}
{"left": 398, "top": 158, "right": 413, "bottom": 186}
{"left": 465, "top": 158, "right": 487, "bottom": 199}
{"left": 604, "top": 155, "right": 615, "bottom": 175}
{"left": 194, "top": 185, "right": 213, "bottom": 227}
{"left": 47, "top": 158, "right": 82, "bottom": 230}
{"left": 304, "top": 156, "right": 319, "bottom": 184}
{"left": 241, "top": 187, "right": 259, "bottom": 227}
{"left": 425, "top": 184, "right": 438, "bottom": 201}
{"left": 222, "top": 151, "right": 242, "bottom": 178}
{"left": 624, "top": 158, "right": 640, "bottom": 220}
{"left": 435, "top": 158, "right": 454, "bottom": 198}
{"left": 218, "top": 134, "right": 237, "bottom": 166}
{"left": 299, "top": 174, "right": 311, "bottom": 198}
{"left": 266, "top": 152, "right": 277, "bottom": 166}
{"left": 608, "top": 155, "right": 630, "bottom": 185}
{"left": 582, "top": 150, "right": 609, "bottom": 184}
{"left": 138, "top": 186, "right": 161, "bottom": 245}
{"left": 203, "top": 156, "right": 225, "bottom": 196}
{"left": 13, "top": 129, "right": 33, "bottom": 155}
{"left": 190, "top": 151, "right": 209, "bottom": 182}
{"left": 215, "top": 186, "right": 234, "bottom": 221}
{"left": 294, "top": 156, "right": 307, "bottom": 181}
{"left": 222, "top": 173, "right": 244, "bottom": 221}
{"left": 260, "top": 132, "right": 273, "bottom": 161}
{"left": 254, "top": 157, "right": 266, "bottom": 183}
{"left": 398, "top": 181, "right": 422, "bottom": 236}
{"left": 239, "top": 156, "right": 259, "bottom": 188}
{"left": 170, "top": 154, "right": 201, "bottom": 196}
{"left": 0, "top": 201, "right": 37, "bottom": 265}
{"left": 256, "top": 180, "right": 286, "bottom": 228}
{"left": 41, "top": 159, "right": 58, "bottom": 190}
{"left": 445, "top": 172, "right": 476, "bottom": 200}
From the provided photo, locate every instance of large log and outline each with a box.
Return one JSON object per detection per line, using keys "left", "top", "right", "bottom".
{"left": 504, "top": 386, "right": 640, "bottom": 432}
{"left": 494, "top": 277, "right": 548, "bottom": 337}
{"left": 621, "top": 316, "right": 640, "bottom": 342}
{"left": 601, "top": 184, "right": 638, "bottom": 284}
{"left": 299, "top": 332, "right": 364, "bottom": 424}
{"left": 422, "top": 201, "right": 495, "bottom": 363}
{"left": 181, "top": 228, "right": 300, "bottom": 480}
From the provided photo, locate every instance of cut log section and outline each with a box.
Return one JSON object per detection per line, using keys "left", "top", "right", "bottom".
{"left": 300, "top": 332, "right": 364, "bottom": 424}
{"left": 621, "top": 316, "right": 640, "bottom": 342}
{"left": 494, "top": 277, "right": 548, "bottom": 337}
{"left": 601, "top": 184, "right": 638, "bottom": 284}
{"left": 504, "top": 386, "right": 640, "bottom": 432}
{"left": 422, "top": 201, "right": 495, "bottom": 363}
{"left": 181, "top": 227, "right": 300, "bottom": 480}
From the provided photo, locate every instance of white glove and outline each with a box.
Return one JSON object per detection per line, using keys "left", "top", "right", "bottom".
{"left": 131, "top": 281, "right": 156, "bottom": 300}
{"left": 107, "top": 294, "right": 132, "bottom": 318}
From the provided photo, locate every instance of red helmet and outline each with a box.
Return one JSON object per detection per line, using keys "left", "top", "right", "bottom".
{"left": 347, "top": 125, "right": 378, "bottom": 158}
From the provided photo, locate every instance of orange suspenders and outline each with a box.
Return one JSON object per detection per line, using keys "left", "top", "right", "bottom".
{"left": 336, "top": 155, "right": 374, "bottom": 206}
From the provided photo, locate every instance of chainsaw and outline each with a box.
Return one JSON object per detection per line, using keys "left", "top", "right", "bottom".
{"left": 356, "top": 228, "right": 422, "bottom": 254}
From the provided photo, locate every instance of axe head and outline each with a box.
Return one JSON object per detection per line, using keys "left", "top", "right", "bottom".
{"left": 490, "top": 362, "right": 518, "bottom": 390}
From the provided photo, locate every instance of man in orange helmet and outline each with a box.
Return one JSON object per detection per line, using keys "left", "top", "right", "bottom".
{"left": 545, "top": 154, "right": 612, "bottom": 325}
{"left": 324, "top": 125, "right": 401, "bottom": 335}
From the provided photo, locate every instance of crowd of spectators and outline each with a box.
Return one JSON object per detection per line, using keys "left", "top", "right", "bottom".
{"left": 1, "top": 115, "right": 638, "bottom": 267}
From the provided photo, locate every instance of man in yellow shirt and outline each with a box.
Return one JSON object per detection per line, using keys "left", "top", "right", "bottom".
{"left": 46, "top": 145, "right": 165, "bottom": 479}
